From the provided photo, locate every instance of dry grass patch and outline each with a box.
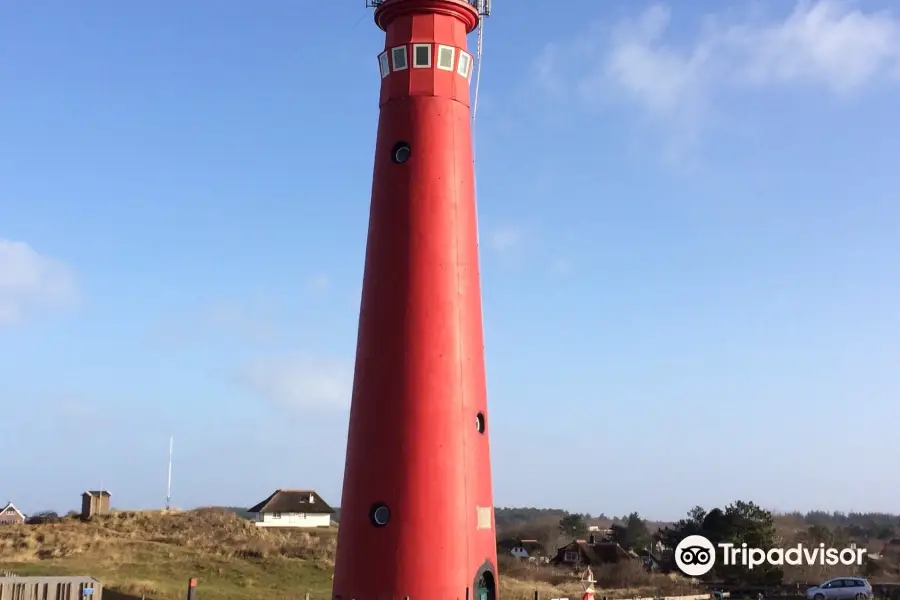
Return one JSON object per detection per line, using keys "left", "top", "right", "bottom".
{"left": 0, "top": 510, "right": 698, "bottom": 600}
{"left": 0, "top": 509, "right": 336, "bottom": 600}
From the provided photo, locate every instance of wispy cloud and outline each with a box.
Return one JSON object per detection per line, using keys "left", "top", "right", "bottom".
{"left": 729, "top": 0, "right": 900, "bottom": 92}
{"left": 550, "top": 258, "right": 575, "bottom": 278}
{"left": 533, "top": 0, "right": 900, "bottom": 149}
{"left": 486, "top": 224, "right": 527, "bottom": 255}
{"left": 149, "top": 300, "right": 276, "bottom": 348}
{"left": 0, "top": 239, "right": 78, "bottom": 326}
{"left": 307, "top": 273, "right": 330, "bottom": 294}
{"left": 236, "top": 355, "right": 352, "bottom": 413}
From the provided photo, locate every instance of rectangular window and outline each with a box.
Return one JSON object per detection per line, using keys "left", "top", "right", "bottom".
{"left": 457, "top": 51, "right": 472, "bottom": 78}
{"left": 271, "top": 512, "right": 281, "bottom": 519}
{"left": 413, "top": 44, "right": 432, "bottom": 68}
{"left": 564, "top": 550, "right": 579, "bottom": 562}
{"left": 391, "top": 46, "right": 408, "bottom": 71}
{"left": 436, "top": 45, "right": 455, "bottom": 71}
{"left": 378, "top": 51, "right": 390, "bottom": 78}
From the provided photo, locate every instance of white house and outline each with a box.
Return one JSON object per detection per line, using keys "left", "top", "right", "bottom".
{"left": 248, "top": 489, "right": 335, "bottom": 528}
{"left": 508, "top": 539, "right": 546, "bottom": 561}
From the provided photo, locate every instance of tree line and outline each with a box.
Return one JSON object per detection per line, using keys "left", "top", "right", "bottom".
{"left": 497, "top": 503, "right": 900, "bottom": 584}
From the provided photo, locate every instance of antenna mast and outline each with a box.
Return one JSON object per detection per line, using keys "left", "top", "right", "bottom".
{"left": 165, "top": 436, "right": 173, "bottom": 510}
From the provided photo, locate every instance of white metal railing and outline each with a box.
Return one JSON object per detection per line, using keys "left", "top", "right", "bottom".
{"left": 366, "top": 0, "right": 491, "bottom": 16}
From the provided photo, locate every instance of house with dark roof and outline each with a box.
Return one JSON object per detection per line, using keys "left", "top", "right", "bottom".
{"left": 0, "top": 502, "right": 25, "bottom": 525}
{"left": 635, "top": 548, "right": 663, "bottom": 571}
{"left": 550, "top": 535, "right": 635, "bottom": 567}
{"left": 248, "top": 489, "right": 335, "bottom": 528}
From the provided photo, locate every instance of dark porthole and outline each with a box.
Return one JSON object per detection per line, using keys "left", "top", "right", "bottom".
{"left": 391, "top": 141, "right": 411, "bottom": 164}
{"left": 475, "top": 412, "right": 486, "bottom": 434}
{"left": 370, "top": 503, "right": 390, "bottom": 527}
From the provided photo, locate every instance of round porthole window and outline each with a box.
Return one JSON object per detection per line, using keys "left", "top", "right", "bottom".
{"left": 392, "top": 141, "right": 411, "bottom": 164}
{"left": 476, "top": 412, "right": 485, "bottom": 434}
{"left": 370, "top": 503, "right": 390, "bottom": 527}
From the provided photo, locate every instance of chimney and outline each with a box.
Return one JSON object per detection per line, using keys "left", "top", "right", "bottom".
{"left": 588, "top": 533, "right": 595, "bottom": 545}
{"left": 309, "top": 493, "right": 315, "bottom": 503}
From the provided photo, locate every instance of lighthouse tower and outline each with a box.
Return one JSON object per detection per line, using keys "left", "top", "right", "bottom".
{"left": 332, "top": 1, "right": 497, "bottom": 599}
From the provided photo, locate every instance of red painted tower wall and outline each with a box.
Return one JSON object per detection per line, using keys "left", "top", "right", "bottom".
{"left": 333, "top": 1, "right": 497, "bottom": 599}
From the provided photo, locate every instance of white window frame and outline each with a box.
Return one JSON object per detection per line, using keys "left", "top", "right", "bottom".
{"left": 436, "top": 45, "right": 456, "bottom": 71}
{"left": 378, "top": 51, "right": 390, "bottom": 78}
{"left": 412, "top": 43, "right": 432, "bottom": 68}
{"left": 457, "top": 51, "right": 472, "bottom": 79}
{"left": 391, "top": 46, "right": 408, "bottom": 71}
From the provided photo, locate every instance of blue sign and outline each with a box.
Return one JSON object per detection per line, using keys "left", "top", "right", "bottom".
{"left": 83, "top": 587, "right": 93, "bottom": 596}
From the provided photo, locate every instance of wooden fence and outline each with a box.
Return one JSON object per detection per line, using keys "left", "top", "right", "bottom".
{"left": 0, "top": 576, "right": 101, "bottom": 600}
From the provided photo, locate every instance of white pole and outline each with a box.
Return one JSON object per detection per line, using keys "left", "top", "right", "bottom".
{"left": 166, "top": 436, "right": 173, "bottom": 510}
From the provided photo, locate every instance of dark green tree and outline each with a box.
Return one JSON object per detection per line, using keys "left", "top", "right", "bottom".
{"left": 559, "top": 513, "right": 588, "bottom": 538}
{"left": 656, "top": 505, "right": 706, "bottom": 551}
{"left": 807, "top": 524, "right": 833, "bottom": 544}
{"left": 610, "top": 512, "right": 651, "bottom": 549}
{"left": 715, "top": 501, "right": 782, "bottom": 585}
{"left": 657, "top": 501, "right": 783, "bottom": 585}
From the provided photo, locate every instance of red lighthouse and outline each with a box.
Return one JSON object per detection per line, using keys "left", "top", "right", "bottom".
{"left": 332, "top": 1, "right": 496, "bottom": 599}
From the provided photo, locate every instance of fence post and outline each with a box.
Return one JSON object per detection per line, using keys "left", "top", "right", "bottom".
{"left": 305, "top": 594, "right": 310, "bottom": 600}
{"left": 533, "top": 590, "right": 539, "bottom": 600}
{"left": 186, "top": 578, "right": 197, "bottom": 600}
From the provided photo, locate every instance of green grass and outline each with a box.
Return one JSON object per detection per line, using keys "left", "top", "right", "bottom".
{"left": 2, "top": 544, "right": 334, "bottom": 600}
{"left": 0, "top": 510, "right": 337, "bottom": 600}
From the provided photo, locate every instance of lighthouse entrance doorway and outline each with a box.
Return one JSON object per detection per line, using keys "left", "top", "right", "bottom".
{"left": 474, "top": 570, "right": 496, "bottom": 600}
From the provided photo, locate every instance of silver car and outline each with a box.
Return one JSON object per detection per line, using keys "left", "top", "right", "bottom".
{"left": 806, "top": 577, "right": 873, "bottom": 600}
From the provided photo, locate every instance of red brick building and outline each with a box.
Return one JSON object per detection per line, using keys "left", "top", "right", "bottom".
{"left": 0, "top": 502, "right": 25, "bottom": 525}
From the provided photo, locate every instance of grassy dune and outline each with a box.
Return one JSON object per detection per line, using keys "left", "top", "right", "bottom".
{"left": 0, "top": 509, "right": 335, "bottom": 600}
{"left": 0, "top": 509, "right": 684, "bottom": 600}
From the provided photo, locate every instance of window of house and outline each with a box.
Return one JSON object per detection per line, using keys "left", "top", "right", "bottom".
{"left": 271, "top": 512, "right": 281, "bottom": 519}
{"left": 391, "top": 46, "right": 408, "bottom": 71}
{"left": 378, "top": 51, "right": 390, "bottom": 78}
{"left": 457, "top": 51, "right": 472, "bottom": 79}
{"left": 297, "top": 513, "right": 306, "bottom": 518}
{"left": 436, "top": 45, "right": 456, "bottom": 71}
{"left": 412, "top": 44, "right": 432, "bottom": 68}
{"left": 564, "top": 550, "right": 579, "bottom": 562}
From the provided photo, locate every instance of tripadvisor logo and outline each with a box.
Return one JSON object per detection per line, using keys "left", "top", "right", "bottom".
{"left": 674, "top": 535, "right": 867, "bottom": 577}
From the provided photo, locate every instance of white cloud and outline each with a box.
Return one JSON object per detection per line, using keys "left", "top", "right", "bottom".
{"left": 486, "top": 224, "right": 526, "bottom": 255}
{"left": 0, "top": 239, "right": 78, "bottom": 326}
{"left": 237, "top": 355, "right": 352, "bottom": 412}
{"left": 598, "top": 4, "right": 714, "bottom": 121}
{"left": 307, "top": 273, "right": 330, "bottom": 294}
{"left": 550, "top": 258, "right": 575, "bottom": 278}
{"left": 205, "top": 303, "right": 275, "bottom": 341}
{"left": 149, "top": 300, "right": 275, "bottom": 348}
{"left": 733, "top": 0, "right": 900, "bottom": 92}
{"left": 538, "top": 0, "right": 900, "bottom": 126}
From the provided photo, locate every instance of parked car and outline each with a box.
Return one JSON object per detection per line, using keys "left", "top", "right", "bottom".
{"left": 806, "top": 577, "right": 873, "bottom": 600}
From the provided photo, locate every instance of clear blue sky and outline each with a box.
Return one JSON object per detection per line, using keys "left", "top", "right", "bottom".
{"left": 2, "top": 0, "right": 899, "bottom": 519}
